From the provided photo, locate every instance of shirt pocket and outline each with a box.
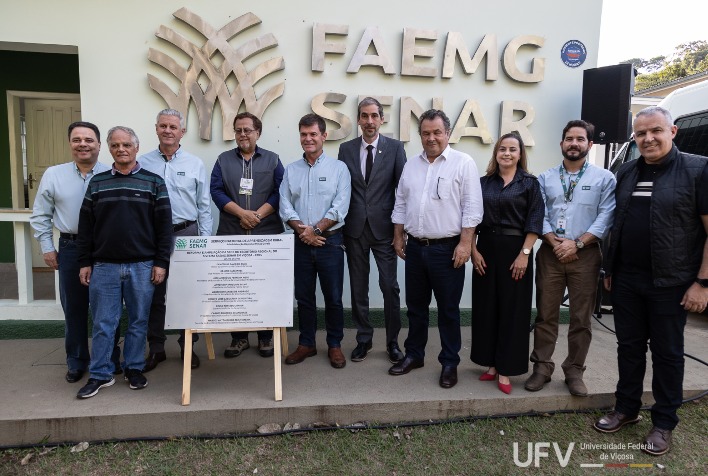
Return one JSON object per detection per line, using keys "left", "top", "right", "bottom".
{"left": 175, "top": 174, "right": 195, "bottom": 193}
{"left": 432, "top": 176, "right": 452, "bottom": 200}
{"left": 573, "top": 186, "right": 599, "bottom": 208}
{"left": 317, "top": 176, "right": 336, "bottom": 197}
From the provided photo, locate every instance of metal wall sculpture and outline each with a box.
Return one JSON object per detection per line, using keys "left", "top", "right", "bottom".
{"left": 148, "top": 8, "right": 285, "bottom": 141}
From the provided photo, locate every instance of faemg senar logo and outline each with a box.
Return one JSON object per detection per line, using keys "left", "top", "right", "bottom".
{"left": 560, "top": 40, "right": 587, "bottom": 68}
{"left": 188, "top": 238, "right": 208, "bottom": 249}
{"left": 174, "top": 238, "right": 188, "bottom": 250}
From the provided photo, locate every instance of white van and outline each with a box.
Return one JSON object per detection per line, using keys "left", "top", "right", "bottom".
{"left": 609, "top": 79, "right": 708, "bottom": 173}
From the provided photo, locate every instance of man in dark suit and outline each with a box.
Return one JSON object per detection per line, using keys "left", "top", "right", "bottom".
{"left": 338, "top": 97, "right": 407, "bottom": 363}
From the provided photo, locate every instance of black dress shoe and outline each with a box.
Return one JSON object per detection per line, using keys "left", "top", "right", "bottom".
{"left": 65, "top": 369, "right": 84, "bottom": 383}
{"left": 439, "top": 365, "right": 458, "bottom": 388}
{"left": 351, "top": 341, "right": 373, "bottom": 362}
{"left": 388, "top": 356, "right": 424, "bottom": 375}
{"left": 387, "top": 342, "right": 405, "bottom": 364}
{"left": 593, "top": 411, "right": 641, "bottom": 433}
{"left": 143, "top": 351, "right": 167, "bottom": 373}
{"left": 181, "top": 349, "right": 200, "bottom": 369}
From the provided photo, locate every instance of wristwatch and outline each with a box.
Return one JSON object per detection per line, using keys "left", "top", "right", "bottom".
{"left": 696, "top": 278, "right": 708, "bottom": 288}
{"left": 313, "top": 227, "right": 323, "bottom": 236}
{"left": 575, "top": 239, "right": 585, "bottom": 249}
{"left": 521, "top": 248, "right": 531, "bottom": 255}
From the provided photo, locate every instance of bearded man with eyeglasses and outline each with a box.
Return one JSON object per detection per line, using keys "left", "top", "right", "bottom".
{"left": 210, "top": 111, "right": 285, "bottom": 359}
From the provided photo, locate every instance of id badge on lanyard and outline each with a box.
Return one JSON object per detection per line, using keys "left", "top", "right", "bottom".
{"left": 239, "top": 178, "right": 254, "bottom": 195}
{"left": 556, "top": 216, "right": 567, "bottom": 236}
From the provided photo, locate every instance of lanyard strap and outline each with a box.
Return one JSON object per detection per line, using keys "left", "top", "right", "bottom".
{"left": 240, "top": 151, "right": 253, "bottom": 179}
{"left": 559, "top": 161, "right": 588, "bottom": 202}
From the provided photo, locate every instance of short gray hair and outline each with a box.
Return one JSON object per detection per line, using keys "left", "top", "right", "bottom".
{"left": 156, "top": 108, "right": 186, "bottom": 129}
{"left": 107, "top": 126, "right": 140, "bottom": 147}
{"left": 418, "top": 109, "right": 451, "bottom": 135}
{"left": 635, "top": 106, "right": 673, "bottom": 126}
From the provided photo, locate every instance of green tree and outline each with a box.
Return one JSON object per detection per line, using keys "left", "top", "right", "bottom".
{"left": 623, "top": 40, "right": 708, "bottom": 91}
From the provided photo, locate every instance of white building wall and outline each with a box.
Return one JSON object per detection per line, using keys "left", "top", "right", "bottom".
{"left": 1, "top": 0, "right": 602, "bottom": 308}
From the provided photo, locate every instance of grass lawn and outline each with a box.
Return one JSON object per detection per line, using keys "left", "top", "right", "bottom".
{"left": 1, "top": 398, "right": 705, "bottom": 476}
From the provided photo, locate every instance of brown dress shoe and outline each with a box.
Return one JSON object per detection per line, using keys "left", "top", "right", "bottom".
{"left": 565, "top": 377, "right": 588, "bottom": 397}
{"left": 388, "top": 356, "right": 424, "bottom": 375}
{"left": 593, "top": 410, "right": 642, "bottom": 433}
{"left": 328, "top": 347, "right": 346, "bottom": 369}
{"left": 439, "top": 366, "right": 458, "bottom": 388}
{"left": 143, "top": 351, "right": 166, "bottom": 373}
{"left": 285, "top": 345, "right": 317, "bottom": 365}
{"left": 642, "top": 427, "right": 672, "bottom": 456}
{"left": 524, "top": 372, "right": 550, "bottom": 391}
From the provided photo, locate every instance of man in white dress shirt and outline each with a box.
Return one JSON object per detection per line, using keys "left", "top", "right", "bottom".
{"left": 388, "top": 109, "right": 484, "bottom": 389}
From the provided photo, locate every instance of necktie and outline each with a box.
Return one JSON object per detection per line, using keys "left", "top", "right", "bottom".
{"left": 365, "top": 144, "right": 374, "bottom": 184}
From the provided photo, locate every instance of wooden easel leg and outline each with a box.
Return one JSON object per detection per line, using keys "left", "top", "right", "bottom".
{"left": 181, "top": 329, "right": 193, "bottom": 406}
{"left": 205, "top": 332, "right": 215, "bottom": 360}
{"left": 280, "top": 326, "right": 289, "bottom": 356}
{"left": 274, "top": 327, "right": 283, "bottom": 401}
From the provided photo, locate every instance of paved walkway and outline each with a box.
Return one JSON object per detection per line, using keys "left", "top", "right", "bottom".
{"left": 1, "top": 315, "right": 706, "bottom": 447}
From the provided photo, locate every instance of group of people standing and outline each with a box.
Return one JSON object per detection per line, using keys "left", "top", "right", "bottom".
{"left": 31, "top": 99, "right": 707, "bottom": 457}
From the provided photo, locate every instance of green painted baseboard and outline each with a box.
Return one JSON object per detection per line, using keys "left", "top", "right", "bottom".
{"left": 0, "top": 308, "right": 573, "bottom": 339}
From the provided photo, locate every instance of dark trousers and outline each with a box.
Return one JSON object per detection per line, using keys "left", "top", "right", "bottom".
{"left": 531, "top": 243, "right": 601, "bottom": 378}
{"left": 403, "top": 237, "right": 465, "bottom": 367}
{"left": 230, "top": 330, "right": 273, "bottom": 342}
{"left": 611, "top": 270, "right": 689, "bottom": 430}
{"left": 344, "top": 221, "right": 401, "bottom": 345}
{"left": 294, "top": 232, "right": 345, "bottom": 348}
{"left": 471, "top": 234, "right": 532, "bottom": 376}
{"left": 58, "top": 237, "right": 120, "bottom": 371}
{"left": 146, "top": 223, "right": 198, "bottom": 353}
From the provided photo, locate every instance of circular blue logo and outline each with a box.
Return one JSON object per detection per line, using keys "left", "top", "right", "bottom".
{"left": 560, "top": 40, "right": 587, "bottom": 68}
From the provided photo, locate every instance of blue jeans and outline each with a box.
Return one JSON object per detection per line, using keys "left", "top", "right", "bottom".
{"left": 88, "top": 261, "right": 155, "bottom": 380}
{"left": 58, "top": 238, "right": 120, "bottom": 372}
{"left": 403, "top": 238, "right": 465, "bottom": 367}
{"left": 611, "top": 270, "right": 689, "bottom": 430}
{"left": 294, "top": 232, "right": 345, "bottom": 348}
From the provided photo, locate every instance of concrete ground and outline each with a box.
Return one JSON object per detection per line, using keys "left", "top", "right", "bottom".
{"left": 1, "top": 314, "right": 706, "bottom": 447}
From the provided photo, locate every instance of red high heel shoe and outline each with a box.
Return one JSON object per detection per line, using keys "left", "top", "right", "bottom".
{"left": 498, "top": 379, "right": 512, "bottom": 394}
{"left": 479, "top": 372, "right": 496, "bottom": 381}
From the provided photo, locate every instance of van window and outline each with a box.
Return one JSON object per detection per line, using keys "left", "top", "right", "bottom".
{"left": 609, "top": 140, "right": 641, "bottom": 174}
{"left": 674, "top": 111, "right": 708, "bottom": 156}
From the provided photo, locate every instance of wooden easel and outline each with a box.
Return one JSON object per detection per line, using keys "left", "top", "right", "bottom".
{"left": 181, "top": 327, "right": 289, "bottom": 405}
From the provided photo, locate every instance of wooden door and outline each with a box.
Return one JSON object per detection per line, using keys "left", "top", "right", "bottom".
{"left": 25, "top": 99, "right": 81, "bottom": 267}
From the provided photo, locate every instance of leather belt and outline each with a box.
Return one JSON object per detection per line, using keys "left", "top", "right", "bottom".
{"left": 476, "top": 226, "right": 524, "bottom": 237}
{"left": 407, "top": 234, "right": 460, "bottom": 246}
{"left": 321, "top": 229, "right": 341, "bottom": 238}
{"left": 173, "top": 220, "right": 196, "bottom": 232}
{"left": 60, "top": 233, "right": 78, "bottom": 240}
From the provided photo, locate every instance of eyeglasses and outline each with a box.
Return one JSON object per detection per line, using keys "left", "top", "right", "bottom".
{"left": 234, "top": 128, "right": 256, "bottom": 136}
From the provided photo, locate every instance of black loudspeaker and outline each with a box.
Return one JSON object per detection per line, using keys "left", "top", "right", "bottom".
{"left": 581, "top": 64, "right": 634, "bottom": 144}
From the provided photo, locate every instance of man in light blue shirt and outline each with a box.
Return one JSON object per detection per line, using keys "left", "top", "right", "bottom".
{"left": 280, "top": 113, "right": 351, "bottom": 369}
{"left": 139, "top": 109, "right": 213, "bottom": 372}
{"left": 30, "top": 121, "right": 121, "bottom": 383}
{"left": 526, "top": 120, "right": 616, "bottom": 397}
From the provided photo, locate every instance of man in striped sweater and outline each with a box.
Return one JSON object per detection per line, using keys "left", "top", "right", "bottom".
{"left": 75, "top": 126, "right": 173, "bottom": 399}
